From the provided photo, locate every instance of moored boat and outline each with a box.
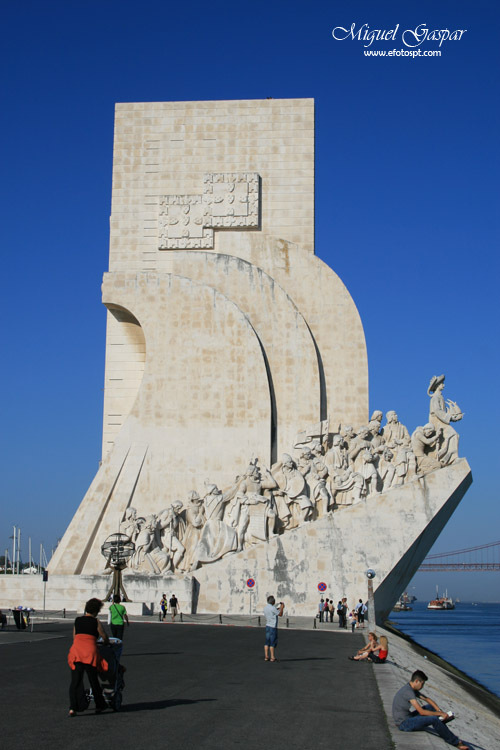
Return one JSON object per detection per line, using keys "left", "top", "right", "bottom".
{"left": 428, "top": 586, "right": 455, "bottom": 610}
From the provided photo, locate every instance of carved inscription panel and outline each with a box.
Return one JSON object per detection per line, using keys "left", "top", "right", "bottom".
{"left": 158, "top": 173, "right": 260, "bottom": 250}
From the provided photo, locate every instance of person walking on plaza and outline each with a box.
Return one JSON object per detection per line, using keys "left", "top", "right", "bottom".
{"left": 264, "top": 595, "right": 285, "bottom": 662}
{"left": 169, "top": 593, "right": 179, "bottom": 621}
{"left": 392, "top": 670, "right": 469, "bottom": 749}
{"left": 68, "top": 598, "right": 109, "bottom": 717}
{"left": 160, "top": 593, "right": 168, "bottom": 621}
{"left": 109, "top": 594, "right": 129, "bottom": 640}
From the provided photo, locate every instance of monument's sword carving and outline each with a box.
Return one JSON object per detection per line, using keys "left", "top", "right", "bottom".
{"left": 37, "top": 99, "right": 471, "bottom": 621}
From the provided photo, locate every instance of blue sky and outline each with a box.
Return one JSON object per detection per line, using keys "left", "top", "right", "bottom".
{"left": 1, "top": 1, "right": 499, "bottom": 600}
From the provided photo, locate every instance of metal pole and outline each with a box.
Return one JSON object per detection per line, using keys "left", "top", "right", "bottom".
{"left": 367, "top": 578, "right": 374, "bottom": 625}
{"left": 17, "top": 527, "right": 21, "bottom": 574}
{"left": 12, "top": 526, "right": 16, "bottom": 576}
{"left": 43, "top": 579, "right": 46, "bottom": 618}
{"left": 4, "top": 549, "right": 8, "bottom": 574}
{"left": 39, "top": 543, "right": 42, "bottom": 574}
{"left": 29, "top": 537, "right": 32, "bottom": 572}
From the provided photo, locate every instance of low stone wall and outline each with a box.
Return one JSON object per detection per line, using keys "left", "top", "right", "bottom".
{"left": 0, "top": 573, "right": 193, "bottom": 614}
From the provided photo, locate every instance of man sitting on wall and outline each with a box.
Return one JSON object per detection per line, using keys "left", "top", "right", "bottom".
{"left": 392, "top": 670, "right": 469, "bottom": 749}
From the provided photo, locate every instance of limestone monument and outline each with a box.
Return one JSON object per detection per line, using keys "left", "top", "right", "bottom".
{"left": 0, "top": 99, "right": 471, "bottom": 621}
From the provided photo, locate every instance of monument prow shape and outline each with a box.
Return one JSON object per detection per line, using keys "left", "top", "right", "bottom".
{"left": 10, "top": 98, "right": 469, "bottom": 621}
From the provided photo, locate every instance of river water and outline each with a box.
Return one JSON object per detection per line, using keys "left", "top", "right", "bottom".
{"left": 390, "top": 601, "right": 500, "bottom": 698}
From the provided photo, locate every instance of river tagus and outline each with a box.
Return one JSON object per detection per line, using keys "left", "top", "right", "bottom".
{"left": 389, "top": 601, "right": 500, "bottom": 698}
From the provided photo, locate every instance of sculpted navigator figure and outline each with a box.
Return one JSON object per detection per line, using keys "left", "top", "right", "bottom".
{"left": 428, "top": 375, "right": 463, "bottom": 465}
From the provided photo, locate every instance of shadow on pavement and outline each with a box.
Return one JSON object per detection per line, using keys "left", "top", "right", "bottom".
{"left": 121, "top": 698, "right": 216, "bottom": 712}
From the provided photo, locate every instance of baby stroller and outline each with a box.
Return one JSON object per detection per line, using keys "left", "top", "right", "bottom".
{"left": 85, "top": 637, "right": 126, "bottom": 711}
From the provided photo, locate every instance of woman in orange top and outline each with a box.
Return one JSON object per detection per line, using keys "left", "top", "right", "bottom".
{"left": 68, "top": 598, "right": 110, "bottom": 716}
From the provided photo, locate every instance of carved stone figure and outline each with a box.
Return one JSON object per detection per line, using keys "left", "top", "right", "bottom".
{"left": 192, "top": 483, "right": 238, "bottom": 566}
{"left": 428, "top": 375, "right": 463, "bottom": 465}
{"left": 326, "top": 434, "right": 349, "bottom": 475}
{"left": 272, "top": 453, "right": 313, "bottom": 527}
{"left": 129, "top": 514, "right": 169, "bottom": 574}
{"left": 310, "top": 458, "right": 332, "bottom": 515}
{"left": 368, "top": 410, "right": 384, "bottom": 448}
{"left": 382, "top": 411, "right": 411, "bottom": 449}
{"left": 233, "top": 460, "right": 278, "bottom": 542}
{"left": 348, "top": 427, "right": 373, "bottom": 473}
{"left": 360, "top": 450, "right": 379, "bottom": 496}
{"left": 180, "top": 491, "right": 206, "bottom": 571}
{"left": 157, "top": 501, "right": 186, "bottom": 571}
{"left": 378, "top": 448, "right": 396, "bottom": 491}
{"left": 411, "top": 423, "right": 442, "bottom": 474}
{"left": 122, "top": 507, "right": 144, "bottom": 543}
{"left": 330, "top": 469, "right": 364, "bottom": 506}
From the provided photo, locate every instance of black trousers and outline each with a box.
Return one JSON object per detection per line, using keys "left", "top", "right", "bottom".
{"left": 110, "top": 623, "right": 124, "bottom": 640}
{"left": 69, "top": 662, "right": 106, "bottom": 711}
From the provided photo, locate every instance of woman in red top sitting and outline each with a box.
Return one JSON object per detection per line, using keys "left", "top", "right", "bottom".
{"left": 68, "top": 598, "right": 110, "bottom": 716}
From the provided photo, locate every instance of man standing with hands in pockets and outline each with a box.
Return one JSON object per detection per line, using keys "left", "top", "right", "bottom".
{"left": 263, "top": 595, "right": 285, "bottom": 662}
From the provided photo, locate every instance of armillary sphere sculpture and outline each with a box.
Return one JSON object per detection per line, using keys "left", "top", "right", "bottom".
{"left": 101, "top": 533, "right": 135, "bottom": 602}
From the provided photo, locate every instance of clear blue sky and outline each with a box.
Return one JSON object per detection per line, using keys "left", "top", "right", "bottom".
{"left": 1, "top": 1, "right": 499, "bottom": 600}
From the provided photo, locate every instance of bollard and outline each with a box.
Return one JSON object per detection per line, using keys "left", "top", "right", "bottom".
{"left": 286, "top": 617, "right": 289, "bottom": 628}
{"left": 180, "top": 612, "right": 183, "bottom": 622}
{"left": 63, "top": 608, "right": 66, "bottom": 619}
{"left": 313, "top": 617, "right": 317, "bottom": 629}
{"left": 219, "top": 614, "right": 222, "bottom": 624}
{"left": 258, "top": 616, "right": 261, "bottom": 626}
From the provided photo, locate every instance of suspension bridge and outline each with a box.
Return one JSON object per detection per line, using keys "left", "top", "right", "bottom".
{"left": 419, "top": 541, "right": 500, "bottom": 571}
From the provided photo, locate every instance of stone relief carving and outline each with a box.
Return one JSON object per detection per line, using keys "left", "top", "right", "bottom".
{"left": 119, "top": 375, "right": 464, "bottom": 577}
{"left": 158, "top": 172, "right": 260, "bottom": 249}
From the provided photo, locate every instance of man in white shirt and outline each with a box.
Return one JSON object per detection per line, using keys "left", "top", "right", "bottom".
{"left": 263, "top": 595, "right": 285, "bottom": 662}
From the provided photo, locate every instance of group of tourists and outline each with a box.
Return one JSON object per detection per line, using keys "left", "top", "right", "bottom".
{"left": 318, "top": 597, "right": 367, "bottom": 629}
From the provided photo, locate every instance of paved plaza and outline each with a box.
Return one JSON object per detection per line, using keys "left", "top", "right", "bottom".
{"left": 1, "top": 620, "right": 392, "bottom": 749}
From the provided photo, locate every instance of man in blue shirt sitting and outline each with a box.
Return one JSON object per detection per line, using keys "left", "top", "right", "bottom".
{"left": 263, "top": 595, "right": 285, "bottom": 662}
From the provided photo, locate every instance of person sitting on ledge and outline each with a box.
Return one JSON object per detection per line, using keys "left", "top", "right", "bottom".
{"left": 348, "top": 631, "right": 378, "bottom": 659}
{"left": 392, "top": 669, "right": 469, "bottom": 749}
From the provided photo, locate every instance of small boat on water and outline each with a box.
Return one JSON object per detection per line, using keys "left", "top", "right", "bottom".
{"left": 393, "top": 592, "right": 413, "bottom": 611}
{"left": 428, "top": 586, "right": 455, "bottom": 610}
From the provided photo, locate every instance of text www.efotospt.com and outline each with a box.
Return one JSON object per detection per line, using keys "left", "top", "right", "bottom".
{"left": 364, "top": 48, "right": 441, "bottom": 58}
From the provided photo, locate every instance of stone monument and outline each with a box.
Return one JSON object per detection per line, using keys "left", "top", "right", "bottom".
{"left": 0, "top": 99, "right": 471, "bottom": 621}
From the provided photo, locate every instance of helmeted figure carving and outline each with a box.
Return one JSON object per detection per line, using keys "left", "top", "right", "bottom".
{"left": 428, "top": 375, "right": 463, "bottom": 465}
